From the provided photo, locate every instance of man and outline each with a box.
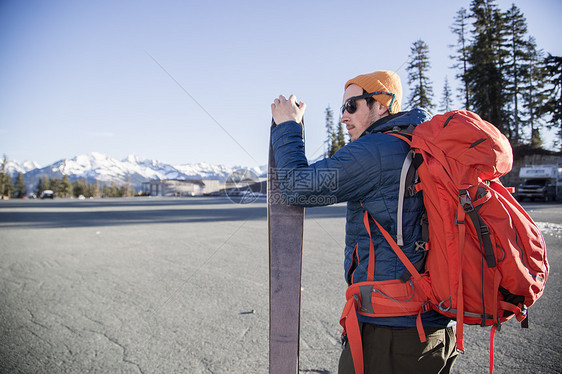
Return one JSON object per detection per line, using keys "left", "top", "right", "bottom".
{"left": 270, "top": 70, "right": 458, "bottom": 373}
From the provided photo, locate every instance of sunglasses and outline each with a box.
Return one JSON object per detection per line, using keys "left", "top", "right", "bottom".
{"left": 340, "top": 91, "right": 396, "bottom": 115}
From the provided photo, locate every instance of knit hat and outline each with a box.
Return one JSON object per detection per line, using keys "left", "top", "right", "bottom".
{"left": 345, "top": 70, "right": 402, "bottom": 114}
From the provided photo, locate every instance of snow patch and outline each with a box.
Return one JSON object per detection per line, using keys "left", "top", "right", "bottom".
{"left": 536, "top": 222, "right": 562, "bottom": 239}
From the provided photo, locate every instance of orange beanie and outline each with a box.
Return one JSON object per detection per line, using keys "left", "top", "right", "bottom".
{"left": 345, "top": 70, "right": 402, "bottom": 114}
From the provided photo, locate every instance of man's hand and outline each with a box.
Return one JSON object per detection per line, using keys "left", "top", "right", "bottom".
{"left": 271, "top": 94, "right": 306, "bottom": 125}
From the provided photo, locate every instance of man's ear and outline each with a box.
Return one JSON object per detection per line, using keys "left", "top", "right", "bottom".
{"left": 376, "top": 101, "right": 389, "bottom": 116}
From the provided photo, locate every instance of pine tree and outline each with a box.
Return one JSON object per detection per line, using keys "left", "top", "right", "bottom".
{"left": 439, "top": 76, "right": 455, "bottom": 113}
{"left": 3, "top": 177, "right": 14, "bottom": 197}
{"left": 72, "top": 178, "right": 87, "bottom": 198}
{"left": 407, "top": 39, "right": 434, "bottom": 110}
{"left": 0, "top": 155, "right": 6, "bottom": 198}
{"left": 15, "top": 173, "right": 26, "bottom": 198}
{"left": 91, "top": 181, "right": 101, "bottom": 198}
{"left": 35, "top": 177, "right": 45, "bottom": 196}
{"left": 124, "top": 177, "right": 134, "bottom": 197}
{"left": 325, "top": 106, "right": 336, "bottom": 157}
{"left": 49, "top": 177, "right": 60, "bottom": 196}
{"left": 504, "top": 4, "right": 532, "bottom": 144}
{"left": 42, "top": 176, "right": 50, "bottom": 191}
{"left": 0, "top": 155, "right": 13, "bottom": 198}
{"left": 59, "top": 175, "right": 72, "bottom": 198}
{"left": 466, "top": 0, "right": 508, "bottom": 135}
{"left": 110, "top": 182, "right": 119, "bottom": 197}
{"left": 450, "top": 7, "right": 471, "bottom": 109}
{"left": 543, "top": 54, "right": 562, "bottom": 150}
{"left": 522, "top": 37, "right": 548, "bottom": 145}
{"left": 335, "top": 122, "right": 346, "bottom": 151}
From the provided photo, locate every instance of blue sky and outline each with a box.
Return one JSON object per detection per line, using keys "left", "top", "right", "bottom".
{"left": 1, "top": 0, "right": 561, "bottom": 167}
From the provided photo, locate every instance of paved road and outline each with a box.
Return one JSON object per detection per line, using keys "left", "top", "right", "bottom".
{"left": 0, "top": 198, "right": 560, "bottom": 373}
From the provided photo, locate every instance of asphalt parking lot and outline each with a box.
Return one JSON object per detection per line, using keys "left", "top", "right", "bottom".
{"left": 0, "top": 198, "right": 560, "bottom": 373}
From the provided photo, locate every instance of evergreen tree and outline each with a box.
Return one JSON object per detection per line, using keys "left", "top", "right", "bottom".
{"left": 522, "top": 37, "right": 548, "bottom": 145}
{"left": 407, "top": 39, "right": 434, "bottom": 110}
{"left": 110, "top": 182, "right": 119, "bottom": 197}
{"left": 543, "top": 54, "right": 562, "bottom": 150}
{"left": 450, "top": 7, "right": 471, "bottom": 109}
{"left": 504, "top": 4, "right": 532, "bottom": 143}
{"left": 0, "top": 155, "right": 14, "bottom": 198}
{"left": 35, "top": 177, "right": 45, "bottom": 196}
{"left": 123, "top": 177, "right": 134, "bottom": 197}
{"left": 466, "top": 0, "right": 508, "bottom": 135}
{"left": 3, "top": 178, "right": 14, "bottom": 197}
{"left": 0, "top": 155, "right": 6, "bottom": 197}
{"left": 325, "top": 106, "right": 336, "bottom": 157}
{"left": 42, "top": 176, "right": 50, "bottom": 191}
{"left": 335, "top": 122, "right": 346, "bottom": 151}
{"left": 90, "top": 180, "right": 101, "bottom": 198}
{"left": 439, "top": 76, "right": 455, "bottom": 112}
{"left": 60, "top": 175, "right": 72, "bottom": 198}
{"left": 72, "top": 178, "right": 87, "bottom": 198}
{"left": 325, "top": 106, "right": 347, "bottom": 156}
{"left": 14, "top": 173, "right": 26, "bottom": 198}
{"left": 49, "top": 177, "right": 60, "bottom": 196}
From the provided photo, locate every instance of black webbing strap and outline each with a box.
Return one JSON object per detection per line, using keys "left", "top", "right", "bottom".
{"left": 459, "top": 189, "right": 496, "bottom": 268}
{"left": 399, "top": 257, "right": 426, "bottom": 283}
{"left": 469, "top": 210, "right": 496, "bottom": 268}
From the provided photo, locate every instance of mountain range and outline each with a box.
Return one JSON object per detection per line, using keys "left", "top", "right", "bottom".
{"left": 4, "top": 152, "right": 266, "bottom": 191}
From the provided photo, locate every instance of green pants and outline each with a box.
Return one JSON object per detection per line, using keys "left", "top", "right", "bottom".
{"left": 338, "top": 324, "right": 458, "bottom": 374}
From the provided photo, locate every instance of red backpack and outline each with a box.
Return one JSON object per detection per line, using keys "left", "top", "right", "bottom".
{"left": 339, "top": 110, "right": 549, "bottom": 374}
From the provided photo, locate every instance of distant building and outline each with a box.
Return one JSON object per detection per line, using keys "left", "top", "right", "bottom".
{"left": 141, "top": 179, "right": 222, "bottom": 197}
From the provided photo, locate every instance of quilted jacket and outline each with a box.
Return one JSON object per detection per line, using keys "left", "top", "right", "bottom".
{"left": 271, "top": 108, "right": 452, "bottom": 327}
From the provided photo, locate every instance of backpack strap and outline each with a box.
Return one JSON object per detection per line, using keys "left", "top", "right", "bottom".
{"left": 455, "top": 204, "right": 467, "bottom": 353}
{"left": 360, "top": 204, "right": 433, "bottom": 299}
{"left": 386, "top": 130, "right": 422, "bottom": 247}
{"left": 396, "top": 150, "right": 415, "bottom": 246}
{"left": 459, "top": 189, "right": 497, "bottom": 268}
{"left": 339, "top": 295, "right": 363, "bottom": 374}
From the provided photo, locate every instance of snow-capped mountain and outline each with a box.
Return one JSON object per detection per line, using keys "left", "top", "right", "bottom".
{"left": 4, "top": 160, "right": 41, "bottom": 175}
{"left": 5, "top": 152, "right": 266, "bottom": 190}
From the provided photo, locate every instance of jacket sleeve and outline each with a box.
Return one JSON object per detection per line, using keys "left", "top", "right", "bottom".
{"left": 271, "top": 121, "right": 383, "bottom": 207}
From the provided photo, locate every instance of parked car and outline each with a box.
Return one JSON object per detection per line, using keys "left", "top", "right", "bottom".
{"left": 517, "top": 165, "right": 561, "bottom": 202}
{"left": 40, "top": 190, "right": 55, "bottom": 199}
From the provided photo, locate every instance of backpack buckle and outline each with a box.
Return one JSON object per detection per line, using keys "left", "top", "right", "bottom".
{"left": 414, "top": 241, "right": 427, "bottom": 252}
{"left": 454, "top": 214, "right": 465, "bottom": 225}
{"left": 421, "top": 301, "right": 432, "bottom": 313}
{"left": 458, "top": 190, "right": 474, "bottom": 212}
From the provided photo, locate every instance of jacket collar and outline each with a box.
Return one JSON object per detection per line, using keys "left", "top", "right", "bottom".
{"left": 360, "top": 108, "right": 431, "bottom": 137}
{"left": 360, "top": 111, "right": 405, "bottom": 138}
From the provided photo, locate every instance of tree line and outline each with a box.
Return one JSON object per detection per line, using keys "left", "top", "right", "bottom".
{"left": 326, "top": 0, "right": 561, "bottom": 155}
{"left": 35, "top": 175, "right": 135, "bottom": 199}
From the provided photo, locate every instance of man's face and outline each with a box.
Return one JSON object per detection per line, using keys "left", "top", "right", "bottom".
{"left": 341, "top": 84, "right": 386, "bottom": 142}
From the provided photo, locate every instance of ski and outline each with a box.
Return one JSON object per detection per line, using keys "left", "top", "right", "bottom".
{"left": 268, "top": 119, "right": 305, "bottom": 374}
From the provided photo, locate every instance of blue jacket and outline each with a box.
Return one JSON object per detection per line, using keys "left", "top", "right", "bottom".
{"left": 272, "top": 108, "right": 452, "bottom": 328}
